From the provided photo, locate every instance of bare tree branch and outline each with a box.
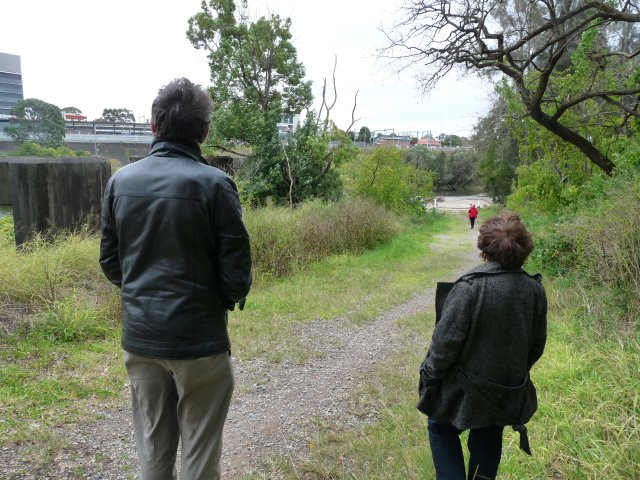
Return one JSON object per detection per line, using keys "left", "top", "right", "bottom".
{"left": 381, "top": 0, "right": 640, "bottom": 175}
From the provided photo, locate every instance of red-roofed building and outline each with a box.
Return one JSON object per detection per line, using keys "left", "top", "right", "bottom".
{"left": 64, "top": 113, "right": 87, "bottom": 121}
{"left": 417, "top": 137, "right": 441, "bottom": 148}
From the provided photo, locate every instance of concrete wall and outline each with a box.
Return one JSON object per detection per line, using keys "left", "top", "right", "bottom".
{"left": 8, "top": 156, "right": 111, "bottom": 246}
{"left": 0, "top": 159, "right": 9, "bottom": 204}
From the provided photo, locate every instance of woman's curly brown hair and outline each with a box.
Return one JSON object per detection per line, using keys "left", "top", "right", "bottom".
{"left": 477, "top": 212, "right": 534, "bottom": 269}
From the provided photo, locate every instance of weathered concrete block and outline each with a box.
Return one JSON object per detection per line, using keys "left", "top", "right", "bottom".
{"left": 8, "top": 156, "right": 111, "bottom": 246}
{"left": 0, "top": 160, "right": 9, "bottom": 204}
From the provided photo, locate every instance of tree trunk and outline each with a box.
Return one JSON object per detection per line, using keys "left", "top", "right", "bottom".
{"left": 529, "top": 106, "right": 615, "bottom": 176}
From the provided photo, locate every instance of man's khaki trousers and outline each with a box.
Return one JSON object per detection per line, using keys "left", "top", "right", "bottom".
{"left": 124, "top": 350, "right": 234, "bottom": 480}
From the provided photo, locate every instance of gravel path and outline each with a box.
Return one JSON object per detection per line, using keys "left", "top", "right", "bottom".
{"left": 2, "top": 222, "right": 481, "bottom": 480}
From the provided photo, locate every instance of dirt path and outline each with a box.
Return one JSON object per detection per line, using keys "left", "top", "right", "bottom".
{"left": 2, "top": 217, "right": 481, "bottom": 480}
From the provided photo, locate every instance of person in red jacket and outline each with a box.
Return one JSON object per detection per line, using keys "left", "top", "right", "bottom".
{"left": 468, "top": 204, "right": 479, "bottom": 229}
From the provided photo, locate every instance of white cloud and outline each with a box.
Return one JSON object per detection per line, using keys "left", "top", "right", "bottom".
{"left": 2, "top": 0, "right": 492, "bottom": 135}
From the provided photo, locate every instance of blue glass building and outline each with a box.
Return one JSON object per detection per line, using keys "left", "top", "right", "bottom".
{"left": 0, "top": 52, "right": 24, "bottom": 117}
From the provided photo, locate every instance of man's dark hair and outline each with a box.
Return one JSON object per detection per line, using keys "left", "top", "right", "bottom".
{"left": 151, "top": 78, "right": 213, "bottom": 144}
{"left": 477, "top": 212, "right": 534, "bottom": 269}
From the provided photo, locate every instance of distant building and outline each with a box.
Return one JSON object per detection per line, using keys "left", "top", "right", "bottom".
{"left": 373, "top": 135, "right": 413, "bottom": 148}
{"left": 277, "top": 113, "right": 301, "bottom": 138}
{"left": 417, "top": 137, "right": 441, "bottom": 148}
{"left": 64, "top": 113, "right": 87, "bottom": 122}
{"left": 0, "top": 52, "right": 24, "bottom": 117}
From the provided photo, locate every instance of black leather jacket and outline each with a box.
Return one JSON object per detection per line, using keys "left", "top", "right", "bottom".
{"left": 99, "top": 140, "right": 252, "bottom": 359}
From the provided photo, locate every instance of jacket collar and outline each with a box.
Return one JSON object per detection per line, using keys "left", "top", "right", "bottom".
{"left": 149, "top": 139, "right": 206, "bottom": 164}
{"left": 466, "top": 261, "right": 524, "bottom": 276}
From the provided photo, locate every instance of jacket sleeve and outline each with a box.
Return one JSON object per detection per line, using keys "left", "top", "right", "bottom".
{"left": 214, "top": 177, "right": 252, "bottom": 306}
{"left": 527, "top": 286, "right": 548, "bottom": 369}
{"left": 98, "top": 178, "right": 122, "bottom": 287}
{"left": 422, "top": 281, "right": 474, "bottom": 384}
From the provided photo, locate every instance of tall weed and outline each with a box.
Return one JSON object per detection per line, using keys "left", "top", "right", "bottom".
{"left": 570, "top": 179, "right": 640, "bottom": 331}
{"left": 522, "top": 168, "right": 640, "bottom": 335}
{"left": 28, "top": 294, "right": 115, "bottom": 342}
{"left": 244, "top": 198, "right": 402, "bottom": 278}
{"left": 0, "top": 228, "right": 105, "bottom": 306}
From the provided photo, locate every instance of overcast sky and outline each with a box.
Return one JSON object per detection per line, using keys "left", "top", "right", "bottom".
{"left": 2, "top": 0, "right": 494, "bottom": 137}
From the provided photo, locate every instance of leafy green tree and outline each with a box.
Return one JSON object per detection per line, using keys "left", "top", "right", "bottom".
{"left": 445, "top": 150, "right": 476, "bottom": 189}
{"left": 342, "top": 146, "right": 434, "bottom": 212}
{"left": 357, "top": 126, "right": 372, "bottom": 143}
{"left": 186, "top": 0, "right": 355, "bottom": 207}
{"left": 404, "top": 145, "right": 444, "bottom": 184}
{"left": 242, "top": 114, "right": 358, "bottom": 206}
{"left": 187, "top": 0, "right": 312, "bottom": 146}
{"left": 101, "top": 108, "right": 135, "bottom": 123}
{"left": 472, "top": 93, "right": 519, "bottom": 202}
{"left": 6, "top": 98, "right": 66, "bottom": 148}
{"left": 478, "top": 139, "right": 518, "bottom": 203}
{"left": 436, "top": 133, "right": 462, "bottom": 147}
{"left": 61, "top": 107, "right": 82, "bottom": 115}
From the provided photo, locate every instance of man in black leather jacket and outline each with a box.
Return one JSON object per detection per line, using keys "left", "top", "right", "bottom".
{"left": 99, "top": 77, "right": 251, "bottom": 480}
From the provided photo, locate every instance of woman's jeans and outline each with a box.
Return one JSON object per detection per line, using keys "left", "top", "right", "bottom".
{"left": 428, "top": 419, "right": 504, "bottom": 480}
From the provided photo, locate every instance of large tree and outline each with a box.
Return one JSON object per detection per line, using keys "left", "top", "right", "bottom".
{"left": 472, "top": 93, "right": 520, "bottom": 202}
{"left": 6, "top": 98, "right": 66, "bottom": 148}
{"left": 61, "top": 106, "right": 82, "bottom": 115}
{"left": 101, "top": 108, "right": 135, "bottom": 123}
{"left": 383, "top": 1, "right": 640, "bottom": 176}
{"left": 187, "top": 0, "right": 313, "bottom": 146}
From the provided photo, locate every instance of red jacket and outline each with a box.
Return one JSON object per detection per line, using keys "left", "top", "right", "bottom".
{"left": 468, "top": 206, "right": 478, "bottom": 218}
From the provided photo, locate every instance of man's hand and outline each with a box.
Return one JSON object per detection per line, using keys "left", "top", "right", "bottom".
{"left": 227, "top": 298, "right": 247, "bottom": 311}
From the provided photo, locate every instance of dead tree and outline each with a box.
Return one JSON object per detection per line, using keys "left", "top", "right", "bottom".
{"left": 382, "top": 0, "right": 640, "bottom": 176}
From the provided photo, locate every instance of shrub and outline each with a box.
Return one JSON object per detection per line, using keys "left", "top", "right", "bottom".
{"left": 13, "top": 142, "right": 84, "bottom": 158}
{"left": 297, "top": 198, "right": 401, "bottom": 259}
{"left": 0, "top": 229, "right": 105, "bottom": 306}
{"left": 526, "top": 217, "right": 579, "bottom": 278}
{"left": 28, "top": 294, "right": 113, "bottom": 342}
{"left": 243, "top": 204, "right": 302, "bottom": 277}
{"left": 570, "top": 178, "right": 640, "bottom": 331}
{"left": 508, "top": 161, "right": 567, "bottom": 214}
{"left": 244, "top": 198, "right": 401, "bottom": 278}
{"left": 341, "top": 146, "right": 434, "bottom": 213}
{"left": 0, "top": 215, "right": 14, "bottom": 245}
{"left": 524, "top": 168, "right": 640, "bottom": 334}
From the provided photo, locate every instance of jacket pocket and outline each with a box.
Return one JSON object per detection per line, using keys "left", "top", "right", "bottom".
{"left": 417, "top": 372, "right": 443, "bottom": 415}
{"left": 457, "top": 368, "right": 536, "bottom": 424}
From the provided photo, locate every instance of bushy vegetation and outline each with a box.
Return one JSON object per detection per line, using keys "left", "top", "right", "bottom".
{"left": 11, "top": 142, "right": 90, "bottom": 158}
{"left": 341, "top": 146, "right": 435, "bottom": 213}
{"left": 514, "top": 160, "right": 640, "bottom": 335}
{"left": 244, "top": 197, "right": 402, "bottom": 277}
{"left": 0, "top": 198, "right": 404, "bottom": 335}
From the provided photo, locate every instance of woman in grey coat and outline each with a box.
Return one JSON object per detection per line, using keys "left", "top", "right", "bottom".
{"left": 418, "top": 212, "right": 547, "bottom": 480}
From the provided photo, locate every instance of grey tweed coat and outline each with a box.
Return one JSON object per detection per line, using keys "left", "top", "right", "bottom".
{"left": 418, "top": 261, "right": 547, "bottom": 430}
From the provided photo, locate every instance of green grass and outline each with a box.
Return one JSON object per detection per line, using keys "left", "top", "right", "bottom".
{"left": 228, "top": 213, "right": 465, "bottom": 363}
{"left": 256, "top": 279, "right": 640, "bottom": 479}
{"left": 3, "top": 206, "right": 636, "bottom": 479}
{"left": 0, "top": 212, "right": 458, "bottom": 450}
